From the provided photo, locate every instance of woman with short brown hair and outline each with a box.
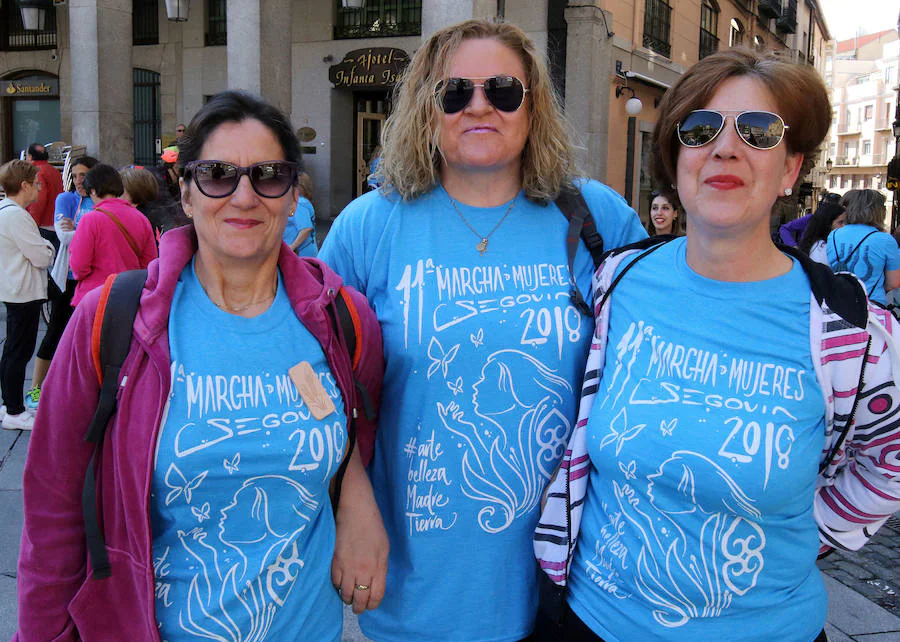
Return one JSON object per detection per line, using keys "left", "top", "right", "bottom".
{"left": 0, "top": 160, "right": 55, "bottom": 431}
{"left": 536, "top": 49, "right": 900, "bottom": 642}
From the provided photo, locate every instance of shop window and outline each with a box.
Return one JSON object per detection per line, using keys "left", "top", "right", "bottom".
{"left": 133, "top": 0, "right": 159, "bottom": 46}
{"left": 1, "top": 1, "right": 57, "bottom": 51}
{"left": 334, "top": 0, "right": 422, "bottom": 39}
{"left": 699, "top": 0, "right": 719, "bottom": 59}
{"left": 206, "top": 0, "right": 227, "bottom": 46}
{"left": 729, "top": 18, "right": 744, "bottom": 48}
{"left": 643, "top": 0, "right": 672, "bottom": 58}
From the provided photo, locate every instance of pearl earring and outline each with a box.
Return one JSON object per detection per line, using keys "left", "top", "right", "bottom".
{"left": 288, "top": 209, "right": 295, "bottom": 217}
{"left": 784, "top": 187, "right": 793, "bottom": 196}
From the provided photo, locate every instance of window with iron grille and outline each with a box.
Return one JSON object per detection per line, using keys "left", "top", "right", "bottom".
{"left": 699, "top": 1, "right": 719, "bottom": 59}
{"left": 133, "top": 68, "right": 162, "bottom": 166}
{"left": 643, "top": 0, "right": 672, "bottom": 58}
{"left": 334, "top": 0, "right": 422, "bottom": 40}
{"left": 206, "top": 0, "right": 227, "bottom": 46}
{"left": 0, "top": 1, "right": 57, "bottom": 51}
{"left": 133, "top": 0, "right": 159, "bottom": 46}
{"left": 729, "top": 18, "right": 744, "bottom": 48}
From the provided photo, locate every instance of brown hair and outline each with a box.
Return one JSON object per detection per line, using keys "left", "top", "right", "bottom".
{"left": 119, "top": 167, "right": 159, "bottom": 208}
{"left": 841, "top": 189, "right": 887, "bottom": 231}
{"left": 0, "top": 159, "right": 38, "bottom": 196}
{"left": 380, "top": 17, "right": 578, "bottom": 203}
{"left": 297, "top": 172, "right": 314, "bottom": 202}
{"left": 652, "top": 49, "right": 830, "bottom": 192}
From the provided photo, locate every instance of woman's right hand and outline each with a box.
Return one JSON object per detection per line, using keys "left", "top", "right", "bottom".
{"left": 58, "top": 217, "right": 75, "bottom": 232}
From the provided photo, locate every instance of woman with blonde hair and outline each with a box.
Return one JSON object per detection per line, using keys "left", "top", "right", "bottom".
{"left": 320, "top": 17, "right": 645, "bottom": 642}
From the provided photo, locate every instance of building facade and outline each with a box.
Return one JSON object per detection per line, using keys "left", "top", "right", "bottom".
{"left": 823, "top": 30, "right": 899, "bottom": 218}
{"left": 0, "top": 0, "right": 831, "bottom": 223}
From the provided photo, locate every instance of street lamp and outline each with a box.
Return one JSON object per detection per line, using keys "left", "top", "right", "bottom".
{"left": 17, "top": 0, "right": 51, "bottom": 31}
{"left": 825, "top": 158, "right": 833, "bottom": 172}
{"left": 165, "top": 0, "right": 191, "bottom": 22}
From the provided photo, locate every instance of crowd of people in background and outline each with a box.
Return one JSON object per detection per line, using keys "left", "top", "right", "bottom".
{"left": 2, "top": 15, "right": 900, "bottom": 642}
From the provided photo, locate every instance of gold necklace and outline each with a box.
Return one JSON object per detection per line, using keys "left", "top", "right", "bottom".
{"left": 447, "top": 194, "right": 517, "bottom": 256}
{"left": 209, "top": 273, "right": 278, "bottom": 314}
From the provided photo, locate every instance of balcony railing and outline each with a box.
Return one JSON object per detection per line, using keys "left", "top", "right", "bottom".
{"left": 776, "top": 0, "right": 797, "bottom": 33}
{"left": 334, "top": 0, "right": 422, "bottom": 40}
{"left": 836, "top": 156, "right": 859, "bottom": 166}
{"left": 875, "top": 118, "right": 892, "bottom": 130}
{"left": 0, "top": 4, "right": 57, "bottom": 51}
{"left": 699, "top": 30, "right": 719, "bottom": 60}
{"left": 871, "top": 153, "right": 889, "bottom": 165}
{"left": 643, "top": 0, "right": 672, "bottom": 58}
{"left": 837, "top": 123, "right": 862, "bottom": 135}
{"left": 758, "top": 0, "right": 781, "bottom": 19}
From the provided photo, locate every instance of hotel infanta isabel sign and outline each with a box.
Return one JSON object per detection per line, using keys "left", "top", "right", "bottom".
{"left": 329, "top": 48, "right": 410, "bottom": 89}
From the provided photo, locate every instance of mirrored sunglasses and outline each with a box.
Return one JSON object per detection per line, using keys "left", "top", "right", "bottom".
{"left": 184, "top": 160, "right": 298, "bottom": 198}
{"left": 435, "top": 75, "right": 529, "bottom": 114}
{"left": 677, "top": 110, "right": 789, "bottom": 150}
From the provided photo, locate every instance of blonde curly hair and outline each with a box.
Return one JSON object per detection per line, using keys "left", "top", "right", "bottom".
{"left": 379, "top": 18, "right": 579, "bottom": 203}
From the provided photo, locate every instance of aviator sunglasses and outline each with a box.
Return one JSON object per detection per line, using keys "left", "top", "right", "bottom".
{"left": 184, "top": 160, "right": 298, "bottom": 198}
{"left": 677, "top": 110, "right": 789, "bottom": 150}
{"left": 435, "top": 75, "right": 529, "bottom": 114}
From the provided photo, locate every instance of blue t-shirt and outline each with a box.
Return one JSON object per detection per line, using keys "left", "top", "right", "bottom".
{"left": 319, "top": 181, "right": 646, "bottom": 641}
{"left": 826, "top": 224, "right": 900, "bottom": 304}
{"left": 150, "top": 260, "right": 345, "bottom": 642}
{"left": 55, "top": 191, "right": 93, "bottom": 227}
{"left": 283, "top": 196, "right": 317, "bottom": 257}
{"left": 569, "top": 238, "right": 827, "bottom": 642}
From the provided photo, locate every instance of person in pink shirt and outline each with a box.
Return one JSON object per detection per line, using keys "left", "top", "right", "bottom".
{"left": 69, "top": 164, "right": 157, "bottom": 306}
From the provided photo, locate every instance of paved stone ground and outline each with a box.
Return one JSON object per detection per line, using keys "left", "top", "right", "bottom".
{"left": 817, "top": 516, "right": 900, "bottom": 618}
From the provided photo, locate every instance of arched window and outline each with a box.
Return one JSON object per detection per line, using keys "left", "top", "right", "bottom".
{"left": 729, "top": 18, "right": 744, "bottom": 48}
{"left": 753, "top": 35, "right": 765, "bottom": 51}
{"left": 699, "top": 0, "right": 719, "bottom": 59}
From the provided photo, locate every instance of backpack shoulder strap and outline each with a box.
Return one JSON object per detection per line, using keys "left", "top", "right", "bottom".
{"left": 555, "top": 187, "right": 604, "bottom": 316}
{"left": 328, "top": 286, "right": 376, "bottom": 514}
{"left": 83, "top": 268, "right": 147, "bottom": 579}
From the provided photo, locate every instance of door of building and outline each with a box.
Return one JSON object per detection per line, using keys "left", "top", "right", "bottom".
{"left": 2, "top": 74, "right": 61, "bottom": 160}
{"left": 354, "top": 92, "right": 388, "bottom": 197}
{"left": 133, "top": 68, "right": 161, "bottom": 166}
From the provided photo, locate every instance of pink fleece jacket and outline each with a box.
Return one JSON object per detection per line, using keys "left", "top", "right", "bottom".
{"left": 14, "top": 225, "right": 384, "bottom": 641}
{"left": 69, "top": 197, "right": 158, "bottom": 306}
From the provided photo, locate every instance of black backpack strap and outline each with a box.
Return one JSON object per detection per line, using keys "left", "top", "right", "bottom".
{"left": 328, "top": 287, "right": 375, "bottom": 514}
{"left": 555, "top": 187, "right": 605, "bottom": 316}
{"left": 82, "top": 269, "right": 147, "bottom": 579}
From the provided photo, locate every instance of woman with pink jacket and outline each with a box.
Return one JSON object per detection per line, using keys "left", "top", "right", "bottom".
{"left": 69, "top": 164, "right": 157, "bottom": 306}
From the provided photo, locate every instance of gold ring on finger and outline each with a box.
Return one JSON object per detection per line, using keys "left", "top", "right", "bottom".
{"left": 355, "top": 584, "right": 370, "bottom": 591}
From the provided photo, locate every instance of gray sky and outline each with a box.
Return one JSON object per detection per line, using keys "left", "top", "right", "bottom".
{"left": 818, "top": 0, "right": 898, "bottom": 42}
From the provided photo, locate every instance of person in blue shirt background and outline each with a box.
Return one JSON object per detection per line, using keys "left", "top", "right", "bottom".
{"left": 319, "top": 17, "right": 645, "bottom": 642}
{"left": 826, "top": 189, "right": 900, "bottom": 305}
{"left": 283, "top": 171, "right": 317, "bottom": 256}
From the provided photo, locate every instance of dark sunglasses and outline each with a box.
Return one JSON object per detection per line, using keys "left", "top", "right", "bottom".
{"left": 435, "top": 75, "right": 529, "bottom": 114}
{"left": 184, "top": 160, "right": 298, "bottom": 198}
{"left": 677, "top": 110, "right": 789, "bottom": 150}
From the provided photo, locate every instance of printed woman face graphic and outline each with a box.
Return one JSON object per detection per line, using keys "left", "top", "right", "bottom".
{"left": 472, "top": 359, "right": 518, "bottom": 416}
{"left": 219, "top": 485, "right": 269, "bottom": 545}
{"left": 219, "top": 476, "right": 318, "bottom": 546}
